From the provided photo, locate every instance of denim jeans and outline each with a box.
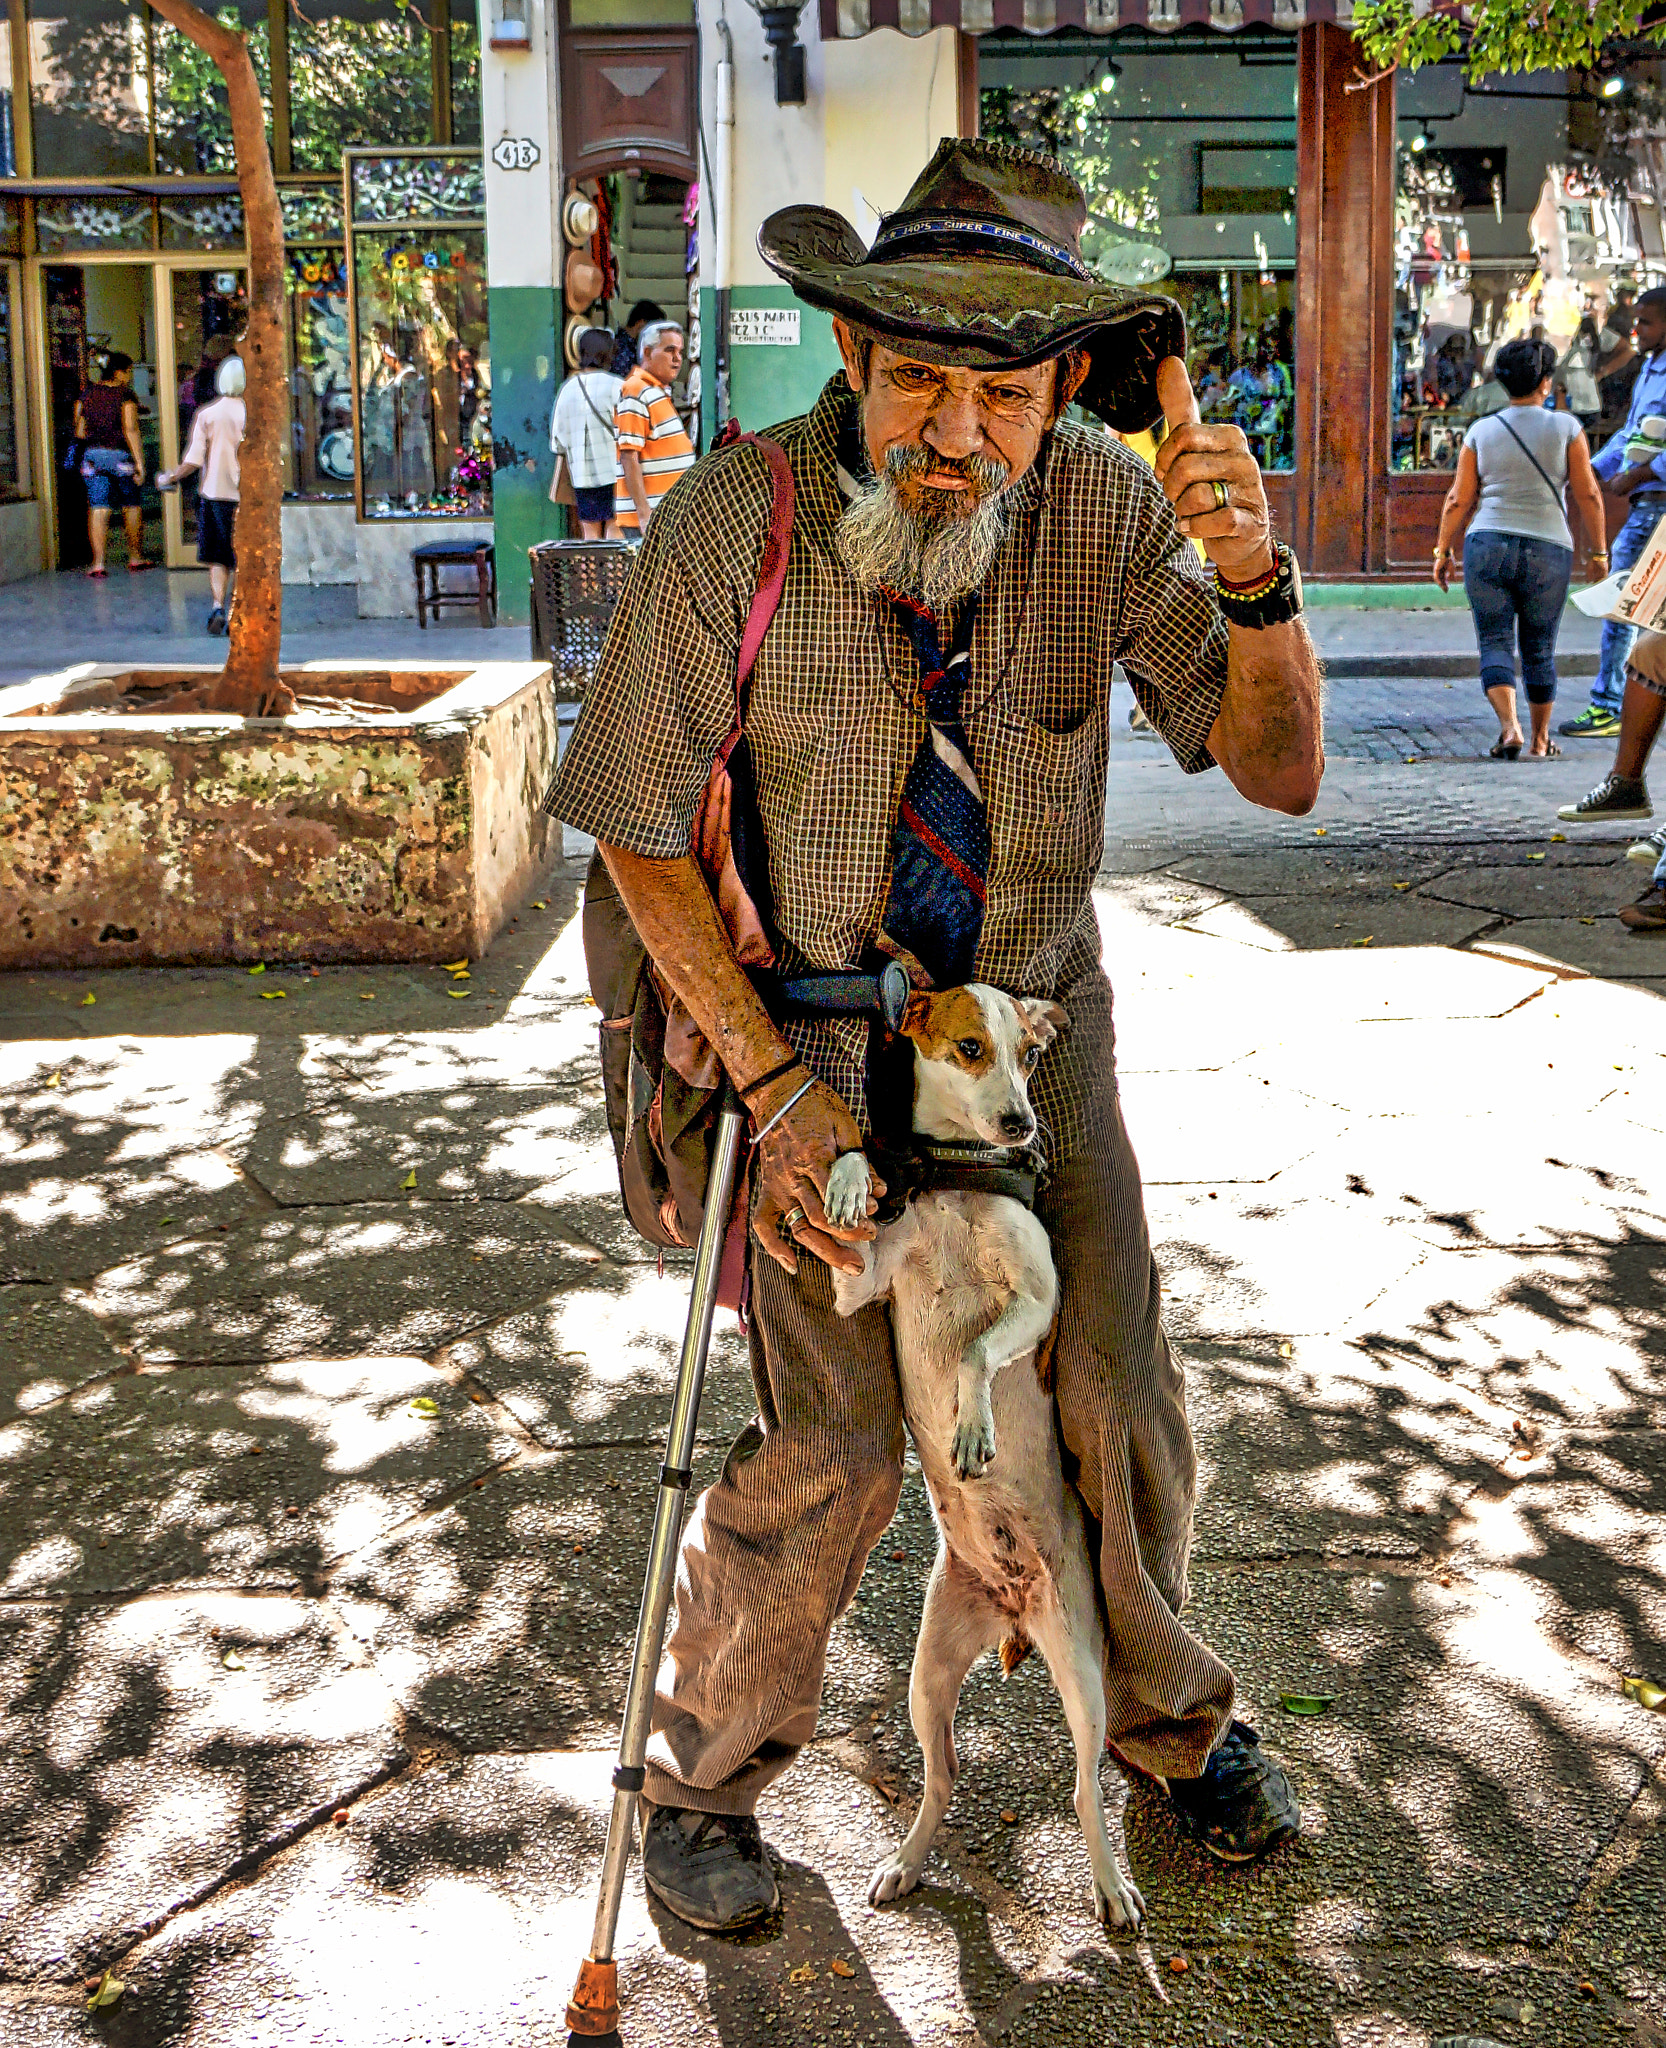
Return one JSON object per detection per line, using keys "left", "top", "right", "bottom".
{"left": 1596, "top": 499, "right": 1666, "bottom": 710}
{"left": 1463, "top": 530, "right": 1574, "bottom": 705}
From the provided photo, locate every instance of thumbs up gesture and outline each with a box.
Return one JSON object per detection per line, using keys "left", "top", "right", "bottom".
{"left": 1150, "top": 355, "right": 1275, "bottom": 583}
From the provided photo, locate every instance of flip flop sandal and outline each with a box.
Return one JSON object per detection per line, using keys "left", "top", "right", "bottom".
{"left": 86, "top": 567, "right": 108, "bottom": 579}
{"left": 1536, "top": 742, "right": 1564, "bottom": 758}
{"left": 1489, "top": 739, "right": 1522, "bottom": 760}
{"left": 127, "top": 559, "right": 152, "bottom": 573}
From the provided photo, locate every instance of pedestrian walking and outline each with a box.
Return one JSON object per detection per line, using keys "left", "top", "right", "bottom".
{"left": 1553, "top": 627, "right": 1666, "bottom": 927}
{"left": 546, "top": 136, "right": 1320, "bottom": 1937}
{"left": 613, "top": 319, "right": 694, "bottom": 537}
{"left": 73, "top": 351, "right": 149, "bottom": 578}
{"left": 156, "top": 354, "right": 244, "bottom": 636}
{"left": 1570, "top": 287, "right": 1666, "bottom": 737}
{"left": 1432, "top": 337, "right": 1607, "bottom": 758}
{"left": 549, "top": 327, "right": 624, "bottom": 539}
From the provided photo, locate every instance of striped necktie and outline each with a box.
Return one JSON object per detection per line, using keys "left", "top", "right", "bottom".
{"left": 877, "top": 588, "right": 988, "bottom": 988}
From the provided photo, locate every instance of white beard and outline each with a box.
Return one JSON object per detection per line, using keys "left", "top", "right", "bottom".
{"left": 835, "top": 460, "right": 1011, "bottom": 613}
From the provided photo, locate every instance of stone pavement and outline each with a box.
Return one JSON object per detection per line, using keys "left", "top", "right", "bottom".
{"left": 2, "top": 696, "right": 1665, "bottom": 2048}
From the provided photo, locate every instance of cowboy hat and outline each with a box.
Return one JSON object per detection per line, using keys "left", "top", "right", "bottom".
{"left": 758, "top": 137, "right": 1185, "bottom": 434}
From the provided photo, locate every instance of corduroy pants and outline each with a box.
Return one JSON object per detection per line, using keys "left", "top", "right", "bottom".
{"left": 642, "top": 1052, "right": 1236, "bottom": 1815}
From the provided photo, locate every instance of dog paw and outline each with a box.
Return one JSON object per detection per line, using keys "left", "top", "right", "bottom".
{"left": 867, "top": 1855, "right": 923, "bottom": 1906}
{"left": 824, "top": 1151, "right": 873, "bottom": 1231}
{"left": 1094, "top": 1874, "right": 1146, "bottom": 1934}
{"left": 950, "top": 1412, "right": 997, "bottom": 1480}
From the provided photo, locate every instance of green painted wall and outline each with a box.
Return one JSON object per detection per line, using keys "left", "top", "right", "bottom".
{"left": 723, "top": 284, "right": 841, "bottom": 435}
{"left": 488, "top": 284, "right": 563, "bottom": 626}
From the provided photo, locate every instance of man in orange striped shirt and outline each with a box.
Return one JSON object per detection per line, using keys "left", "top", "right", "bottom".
{"left": 614, "top": 321, "right": 696, "bottom": 534}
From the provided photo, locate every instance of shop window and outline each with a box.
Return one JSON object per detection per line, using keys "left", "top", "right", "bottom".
{"left": 0, "top": 263, "right": 24, "bottom": 500}
{"left": 980, "top": 30, "right": 1296, "bottom": 473}
{"left": 286, "top": 245, "right": 355, "bottom": 499}
{"left": 288, "top": 2, "right": 435, "bottom": 173}
{"left": 450, "top": 0, "right": 481, "bottom": 147}
{"left": 1390, "top": 66, "right": 1624, "bottom": 473}
{"left": 347, "top": 151, "right": 488, "bottom": 518}
{"left": 0, "top": 16, "right": 16, "bottom": 176}
{"left": 26, "top": 0, "right": 152, "bottom": 177}
{"left": 151, "top": 2, "right": 271, "bottom": 175}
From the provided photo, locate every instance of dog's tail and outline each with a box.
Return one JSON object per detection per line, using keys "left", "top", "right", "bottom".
{"left": 998, "top": 1630, "right": 1033, "bottom": 1676}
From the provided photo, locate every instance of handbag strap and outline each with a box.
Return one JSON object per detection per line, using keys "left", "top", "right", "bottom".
{"left": 575, "top": 373, "right": 614, "bottom": 432}
{"left": 713, "top": 431, "right": 794, "bottom": 764}
{"left": 1492, "top": 412, "right": 1567, "bottom": 511}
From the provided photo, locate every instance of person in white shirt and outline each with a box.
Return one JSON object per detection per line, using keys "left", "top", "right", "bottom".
{"left": 550, "top": 327, "right": 625, "bottom": 539}
{"left": 157, "top": 353, "right": 245, "bottom": 636}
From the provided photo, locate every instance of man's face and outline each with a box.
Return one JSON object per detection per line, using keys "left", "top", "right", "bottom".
{"left": 642, "top": 332, "right": 683, "bottom": 384}
{"left": 834, "top": 321, "right": 1084, "bottom": 518}
{"left": 1636, "top": 303, "right": 1666, "bottom": 355}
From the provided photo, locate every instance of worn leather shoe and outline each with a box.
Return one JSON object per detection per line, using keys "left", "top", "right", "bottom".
{"left": 1165, "top": 1720, "right": 1300, "bottom": 1862}
{"left": 641, "top": 1802, "right": 780, "bottom": 1932}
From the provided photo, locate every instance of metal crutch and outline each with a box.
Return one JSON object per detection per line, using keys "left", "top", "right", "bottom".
{"left": 565, "top": 1084, "right": 749, "bottom": 2046}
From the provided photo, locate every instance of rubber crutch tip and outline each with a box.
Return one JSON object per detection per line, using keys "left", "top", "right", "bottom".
{"left": 565, "top": 1956, "right": 620, "bottom": 2038}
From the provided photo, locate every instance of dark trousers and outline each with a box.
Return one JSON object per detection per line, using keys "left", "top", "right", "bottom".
{"left": 643, "top": 1049, "right": 1236, "bottom": 1816}
{"left": 1463, "top": 530, "right": 1574, "bottom": 706}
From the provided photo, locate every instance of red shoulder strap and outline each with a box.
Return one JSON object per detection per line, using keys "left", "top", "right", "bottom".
{"left": 719, "top": 433, "right": 794, "bottom": 745}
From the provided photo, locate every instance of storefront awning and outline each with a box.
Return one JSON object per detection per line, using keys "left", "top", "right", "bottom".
{"left": 823, "top": 0, "right": 1348, "bottom": 37}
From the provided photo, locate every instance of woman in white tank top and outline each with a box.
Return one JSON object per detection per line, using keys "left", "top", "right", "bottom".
{"left": 1432, "top": 337, "right": 1608, "bottom": 758}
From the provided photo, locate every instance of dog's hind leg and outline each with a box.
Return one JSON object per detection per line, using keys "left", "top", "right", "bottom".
{"left": 868, "top": 1550, "right": 1001, "bottom": 1906}
{"left": 1026, "top": 1546, "right": 1146, "bottom": 1934}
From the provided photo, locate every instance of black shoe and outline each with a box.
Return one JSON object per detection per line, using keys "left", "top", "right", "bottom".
{"left": 1165, "top": 1720, "right": 1300, "bottom": 1862}
{"left": 640, "top": 1802, "right": 779, "bottom": 1932}
{"left": 206, "top": 606, "right": 226, "bottom": 637}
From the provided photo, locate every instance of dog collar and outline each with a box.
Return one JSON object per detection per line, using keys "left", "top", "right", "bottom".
{"left": 872, "top": 1137, "right": 1048, "bottom": 1223}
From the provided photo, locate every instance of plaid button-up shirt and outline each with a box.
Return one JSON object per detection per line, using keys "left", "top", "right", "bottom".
{"left": 545, "top": 376, "right": 1230, "bottom": 1161}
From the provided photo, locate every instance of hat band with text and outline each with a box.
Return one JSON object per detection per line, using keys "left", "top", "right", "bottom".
{"left": 868, "top": 215, "right": 1093, "bottom": 284}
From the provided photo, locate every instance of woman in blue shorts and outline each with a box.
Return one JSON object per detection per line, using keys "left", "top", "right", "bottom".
{"left": 73, "top": 352, "right": 149, "bottom": 578}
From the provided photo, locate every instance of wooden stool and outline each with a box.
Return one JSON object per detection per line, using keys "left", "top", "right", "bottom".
{"left": 412, "top": 540, "right": 497, "bottom": 629}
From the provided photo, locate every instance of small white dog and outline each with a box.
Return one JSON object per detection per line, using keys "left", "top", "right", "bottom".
{"left": 824, "top": 984, "right": 1145, "bottom": 1933}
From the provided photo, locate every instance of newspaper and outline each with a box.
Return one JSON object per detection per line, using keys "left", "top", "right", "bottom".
{"left": 1573, "top": 511, "right": 1666, "bottom": 626}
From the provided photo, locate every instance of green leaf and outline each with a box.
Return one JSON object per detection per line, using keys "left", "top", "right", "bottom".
{"left": 1623, "top": 1673, "right": 1666, "bottom": 1711}
{"left": 87, "top": 1969, "right": 124, "bottom": 2010}
{"left": 1279, "top": 1692, "right": 1335, "bottom": 1716}
{"left": 400, "top": 1169, "right": 417, "bottom": 1190}
{"left": 409, "top": 1396, "right": 440, "bottom": 1418}
{"left": 248, "top": 962, "right": 265, "bottom": 974}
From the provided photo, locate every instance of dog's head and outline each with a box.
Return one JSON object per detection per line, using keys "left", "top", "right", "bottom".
{"left": 898, "top": 984, "right": 1068, "bottom": 1147}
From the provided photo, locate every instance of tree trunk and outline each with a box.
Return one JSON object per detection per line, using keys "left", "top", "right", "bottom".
{"left": 148, "top": 0, "right": 293, "bottom": 717}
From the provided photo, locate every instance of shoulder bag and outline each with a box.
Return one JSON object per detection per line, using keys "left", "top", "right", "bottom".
{"left": 581, "top": 433, "right": 794, "bottom": 1307}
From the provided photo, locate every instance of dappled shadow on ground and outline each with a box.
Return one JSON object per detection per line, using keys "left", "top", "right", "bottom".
{"left": 2, "top": 856, "right": 1665, "bottom": 2043}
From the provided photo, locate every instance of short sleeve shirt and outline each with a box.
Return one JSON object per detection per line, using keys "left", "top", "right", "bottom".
{"left": 613, "top": 368, "right": 695, "bottom": 529}
{"left": 547, "top": 376, "right": 1230, "bottom": 1159}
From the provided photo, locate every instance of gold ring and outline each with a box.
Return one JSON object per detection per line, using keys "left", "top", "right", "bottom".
{"left": 782, "top": 1205, "right": 807, "bottom": 1236}
{"left": 1211, "top": 480, "right": 1231, "bottom": 511}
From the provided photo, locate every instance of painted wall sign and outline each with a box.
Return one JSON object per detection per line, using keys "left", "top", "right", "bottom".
{"left": 490, "top": 136, "right": 543, "bottom": 172}
{"left": 729, "top": 307, "right": 800, "bottom": 347}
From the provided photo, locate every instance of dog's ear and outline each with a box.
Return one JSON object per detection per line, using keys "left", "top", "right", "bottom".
{"left": 898, "top": 991, "right": 933, "bottom": 1044}
{"left": 1020, "top": 998, "right": 1068, "bottom": 1047}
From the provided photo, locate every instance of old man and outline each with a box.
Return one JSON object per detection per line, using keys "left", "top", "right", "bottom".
{"left": 546, "top": 139, "right": 1323, "bottom": 1932}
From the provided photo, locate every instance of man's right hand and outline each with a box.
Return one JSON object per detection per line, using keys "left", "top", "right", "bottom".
{"left": 749, "top": 1073, "right": 883, "bottom": 1277}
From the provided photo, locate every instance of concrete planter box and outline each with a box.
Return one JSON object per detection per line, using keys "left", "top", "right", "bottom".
{"left": 0, "top": 661, "right": 558, "bottom": 969}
